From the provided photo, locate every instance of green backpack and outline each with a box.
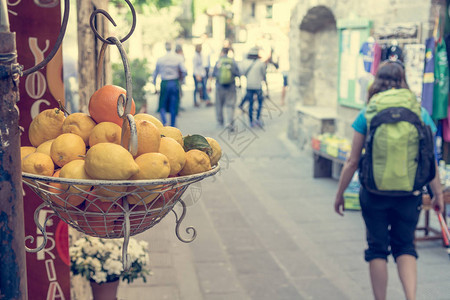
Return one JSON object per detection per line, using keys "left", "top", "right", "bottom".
{"left": 359, "top": 89, "right": 436, "bottom": 196}
{"left": 217, "top": 57, "right": 233, "bottom": 85}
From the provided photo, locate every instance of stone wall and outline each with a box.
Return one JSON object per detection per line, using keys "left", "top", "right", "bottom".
{"left": 288, "top": 0, "right": 446, "bottom": 144}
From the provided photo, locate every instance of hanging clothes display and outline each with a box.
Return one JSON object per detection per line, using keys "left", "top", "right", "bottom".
{"left": 403, "top": 44, "right": 426, "bottom": 102}
{"left": 440, "top": 35, "right": 450, "bottom": 141}
{"left": 432, "top": 38, "right": 449, "bottom": 120}
{"left": 370, "top": 42, "right": 382, "bottom": 75}
{"left": 358, "top": 38, "right": 376, "bottom": 103}
{"left": 436, "top": 121, "right": 444, "bottom": 161}
{"left": 442, "top": 106, "right": 450, "bottom": 142}
{"left": 359, "top": 38, "right": 376, "bottom": 73}
{"left": 381, "top": 40, "right": 403, "bottom": 61}
{"left": 421, "top": 37, "right": 435, "bottom": 115}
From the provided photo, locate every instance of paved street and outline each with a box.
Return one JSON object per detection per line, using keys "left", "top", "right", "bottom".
{"left": 117, "top": 74, "right": 450, "bottom": 300}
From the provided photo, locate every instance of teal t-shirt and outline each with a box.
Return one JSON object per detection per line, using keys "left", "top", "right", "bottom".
{"left": 352, "top": 106, "right": 436, "bottom": 135}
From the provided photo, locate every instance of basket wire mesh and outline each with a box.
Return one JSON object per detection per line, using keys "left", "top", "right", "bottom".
{"left": 23, "top": 166, "right": 219, "bottom": 269}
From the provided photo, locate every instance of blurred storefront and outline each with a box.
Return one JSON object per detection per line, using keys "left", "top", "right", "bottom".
{"left": 287, "top": 0, "right": 450, "bottom": 162}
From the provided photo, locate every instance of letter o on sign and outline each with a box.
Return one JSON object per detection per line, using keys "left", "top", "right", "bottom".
{"left": 25, "top": 71, "right": 47, "bottom": 99}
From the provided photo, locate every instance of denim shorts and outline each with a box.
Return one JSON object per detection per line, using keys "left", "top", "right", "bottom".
{"left": 359, "top": 188, "right": 422, "bottom": 262}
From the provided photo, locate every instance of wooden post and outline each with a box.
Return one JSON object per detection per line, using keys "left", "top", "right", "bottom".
{"left": 0, "top": 1, "right": 27, "bottom": 299}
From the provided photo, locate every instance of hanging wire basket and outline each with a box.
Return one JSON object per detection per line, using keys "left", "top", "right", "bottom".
{"left": 23, "top": 166, "right": 219, "bottom": 239}
{"left": 23, "top": 165, "right": 219, "bottom": 270}
{"left": 21, "top": 0, "right": 220, "bottom": 270}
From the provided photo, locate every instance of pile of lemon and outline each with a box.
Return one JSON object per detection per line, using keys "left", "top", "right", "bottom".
{"left": 21, "top": 85, "right": 222, "bottom": 207}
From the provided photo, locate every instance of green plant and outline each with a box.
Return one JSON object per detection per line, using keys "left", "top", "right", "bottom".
{"left": 70, "top": 236, "right": 150, "bottom": 284}
{"left": 112, "top": 58, "right": 152, "bottom": 113}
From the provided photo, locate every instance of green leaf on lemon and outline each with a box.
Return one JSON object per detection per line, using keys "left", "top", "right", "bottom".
{"left": 183, "top": 134, "right": 212, "bottom": 157}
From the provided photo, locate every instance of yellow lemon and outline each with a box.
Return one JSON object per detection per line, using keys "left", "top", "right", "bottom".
{"left": 59, "top": 159, "right": 92, "bottom": 193}
{"left": 47, "top": 168, "right": 87, "bottom": 208}
{"left": 50, "top": 133, "right": 86, "bottom": 167}
{"left": 36, "top": 139, "right": 54, "bottom": 157}
{"left": 88, "top": 122, "right": 122, "bottom": 147}
{"left": 122, "top": 119, "right": 161, "bottom": 157}
{"left": 28, "top": 108, "right": 65, "bottom": 147}
{"left": 22, "top": 152, "right": 54, "bottom": 176}
{"left": 131, "top": 152, "right": 171, "bottom": 180}
{"left": 160, "top": 126, "right": 184, "bottom": 147}
{"left": 84, "top": 142, "right": 140, "bottom": 180}
{"left": 134, "top": 113, "right": 164, "bottom": 128}
{"left": 21, "top": 146, "right": 36, "bottom": 160}
{"left": 179, "top": 149, "right": 212, "bottom": 176}
{"left": 62, "top": 112, "right": 97, "bottom": 145}
{"left": 127, "top": 152, "right": 170, "bottom": 205}
{"left": 158, "top": 137, "right": 186, "bottom": 176}
{"left": 205, "top": 137, "right": 222, "bottom": 166}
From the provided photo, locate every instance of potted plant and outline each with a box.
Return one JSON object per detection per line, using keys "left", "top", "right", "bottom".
{"left": 70, "top": 236, "right": 150, "bottom": 300}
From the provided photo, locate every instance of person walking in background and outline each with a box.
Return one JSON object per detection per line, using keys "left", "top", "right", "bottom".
{"left": 200, "top": 35, "right": 213, "bottom": 99}
{"left": 152, "top": 42, "right": 187, "bottom": 127}
{"left": 175, "top": 43, "right": 186, "bottom": 112}
{"left": 212, "top": 47, "right": 240, "bottom": 132}
{"left": 278, "top": 46, "right": 289, "bottom": 106}
{"left": 334, "top": 60, "right": 443, "bottom": 300}
{"left": 193, "top": 44, "right": 212, "bottom": 107}
{"left": 281, "top": 70, "right": 288, "bottom": 106}
{"left": 239, "top": 47, "right": 268, "bottom": 128}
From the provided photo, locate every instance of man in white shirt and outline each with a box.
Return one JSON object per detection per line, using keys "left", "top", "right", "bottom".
{"left": 153, "top": 42, "right": 187, "bottom": 126}
{"left": 193, "top": 44, "right": 212, "bottom": 107}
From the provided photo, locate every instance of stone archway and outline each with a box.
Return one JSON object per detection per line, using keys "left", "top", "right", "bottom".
{"left": 298, "top": 5, "right": 338, "bottom": 107}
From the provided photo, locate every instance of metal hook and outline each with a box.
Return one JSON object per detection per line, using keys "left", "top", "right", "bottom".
{"left": 172, "top": 200, "right": 197, "bottom": 243}
{"left": 96, "top": 42, "right": 109, "bottom": 90}
{"left": 25, "top": 202, "right": 56, "bottom": 253}
{"left": 122, "top": 199, "right": 132, "bottom": 271}
{"left": 121, "top": 113, "right": 138, "bottom": 156}
{"left": 107, "top": 36, "right": 133, "bottom": 105}
{"left": 22, "top": 0, "right": 70, "bottom": 76}
{"left": 89, "top": 0, "right": 136, "bottom": 45}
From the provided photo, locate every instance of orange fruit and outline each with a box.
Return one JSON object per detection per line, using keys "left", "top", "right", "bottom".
{"left": 62, "top": 112, "right": 97, "bottom": 145}
{"left": 47, "top": 169, "right": 86, "bottom": 208}
{"left": 88, "top": 122, "right": 122, "bottom": 147}
{"left": 50, "top": 133, "right": 86, "bottom": 167}
{"left": 21, "top": 146, "right": 36, "bottom": 160}
{"left": 89, "top": 85, "right": 136, "bottom": 126}
{"left": 48, "top": 169, "right": 66, "bottom": 206}
{"left": 122, "top": 119, "right": 161, "bottom": 157}
{"left": 28, "top": 108, "right": 65, "bottom": 147}
{"left": 78, "top": 194, "right": 123, "bottom": 236}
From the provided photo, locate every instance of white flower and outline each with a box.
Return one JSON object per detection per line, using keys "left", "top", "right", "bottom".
{"left": 104, "top": 258, "right": 123, "bottom": 275}
{"left": 75, "top": 257, "right": 85, "bottom": 266}
{"left": 91, "top": 271, "right": 107, "bottom": 283}
{"left": 70, "top": 236, "right": 150, "bottom": 284}
{"left": 90, "top": 258, "right": 102, "bottom": 272}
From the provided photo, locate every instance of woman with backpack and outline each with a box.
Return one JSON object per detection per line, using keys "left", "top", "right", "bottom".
{"left": 334, "top": 60, "right": 444, "bottom": 300}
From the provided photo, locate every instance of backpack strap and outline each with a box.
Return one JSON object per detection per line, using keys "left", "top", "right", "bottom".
{"left": 369, "top": 107, "right": 422, "bottom": 129}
